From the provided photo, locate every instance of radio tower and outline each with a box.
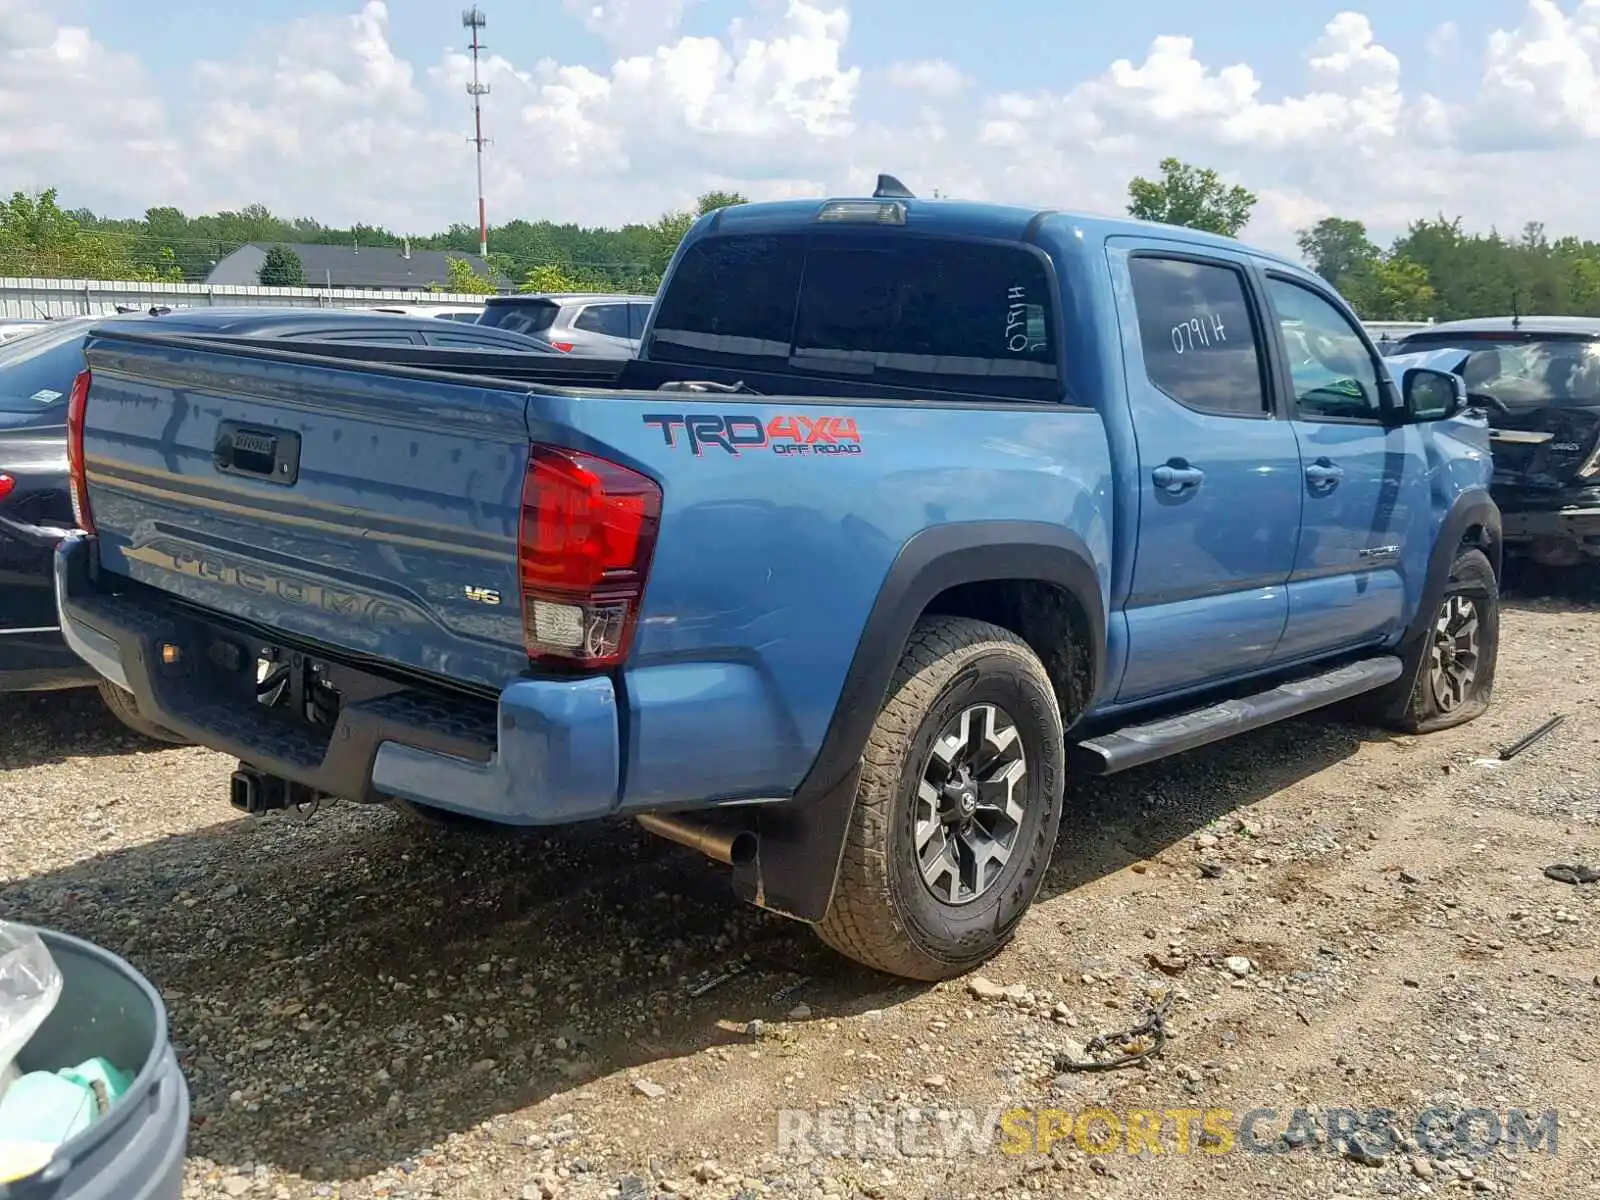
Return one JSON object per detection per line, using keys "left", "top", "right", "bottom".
{"left": 463, "top": 7, "right": 491, "bottom": 258}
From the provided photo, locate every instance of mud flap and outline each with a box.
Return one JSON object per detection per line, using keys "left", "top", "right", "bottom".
{"left": 730, "top": 765, "right": 862, "bottom": 923}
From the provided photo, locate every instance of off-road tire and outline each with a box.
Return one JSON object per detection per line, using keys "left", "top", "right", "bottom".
{"left": 96, "top": 681, "right": 190, "bottom": 745}
{"left": 814, "top": 616, "right": 1066, "bottom": 981}
{"left": 1372, "top": 547, "right": 1499, "bottom": 734}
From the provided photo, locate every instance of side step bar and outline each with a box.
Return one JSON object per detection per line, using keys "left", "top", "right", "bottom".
{"left": 1074, "top": 656, "right": 1404, "bottom": 776}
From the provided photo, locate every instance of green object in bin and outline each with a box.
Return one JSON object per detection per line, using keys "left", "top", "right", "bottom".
{"left": 0, "top": 1058, "right": 132, "bottom": 1148}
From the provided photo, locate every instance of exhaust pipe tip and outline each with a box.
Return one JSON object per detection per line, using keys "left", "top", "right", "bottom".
{"left": 637, "top": 812, "right": 758, "bottom": 868}
{"left": 727, "top": 830, "right": 759, "bottom": 868}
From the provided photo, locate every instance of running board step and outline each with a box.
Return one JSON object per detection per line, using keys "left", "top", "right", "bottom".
{"left": 1074, "top": 656, "right": 1404, "bottom": 776}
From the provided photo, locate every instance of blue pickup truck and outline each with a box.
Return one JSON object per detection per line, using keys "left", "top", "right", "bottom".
{"left": 54, "top": 183, "right": 1499, "bottom": 981}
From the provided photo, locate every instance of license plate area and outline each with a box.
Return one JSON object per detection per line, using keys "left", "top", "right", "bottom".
{"left": 214, "top": 421, "right": 301, "bottom": 485}
{"left": 250, "top": 647, "right": 343, "bottom": 732}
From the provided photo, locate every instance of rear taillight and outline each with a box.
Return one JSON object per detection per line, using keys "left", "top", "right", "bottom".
{"left": 66, "top": 368, "right": 94, "bottom": 533}
{"left": 518, "top": 445, "right": 661, "bottom": 669}
{"left": 0, "top": 475, "right": 14, "bottom": 503}
{"left": 548, "top": 342, "right": 575, "bottom": 354}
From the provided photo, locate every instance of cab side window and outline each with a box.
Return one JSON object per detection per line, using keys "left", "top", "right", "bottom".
{"left": 1128, "top": 256, "right": 1268, "bottom": 418}
{"left": 1266, "top": 278, "right": 1384, "bottom": 422}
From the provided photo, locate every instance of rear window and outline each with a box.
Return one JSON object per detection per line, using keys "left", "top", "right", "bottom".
{"left": 0, "top": 320, "right": 91, "bottom": 414}
{"left": 647, "top": 234, "right": 1061, "bottom": 400}
{"left": 480, "top": 300, "right": 559, "bottom": 336}
{"left": 1398, "top": 335, "right": 1600, "bottom": 408}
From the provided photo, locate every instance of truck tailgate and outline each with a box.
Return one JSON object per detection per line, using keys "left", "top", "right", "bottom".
{"left": 79, "top": 333, "right": 533, "bottom": 691}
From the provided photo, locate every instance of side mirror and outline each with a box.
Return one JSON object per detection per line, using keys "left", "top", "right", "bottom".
{"left": 1401, "top": 367, "right": 1466, "bottom": 423}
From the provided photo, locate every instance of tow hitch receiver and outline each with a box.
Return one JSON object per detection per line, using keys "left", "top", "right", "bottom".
{"left": 229, "top": 765, "right": 319, "bottom": 815}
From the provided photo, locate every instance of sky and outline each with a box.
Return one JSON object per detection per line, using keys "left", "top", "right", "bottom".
{"left": 5, "top": 0, "right": 1600, "bottom": 254}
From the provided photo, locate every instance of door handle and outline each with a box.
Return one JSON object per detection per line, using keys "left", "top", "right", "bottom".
{"left": 1305, "top": 458, "right": 1344, "bottom": 490}
{"left": 1152, "top": 460, "right": 1204, "bottom": 494}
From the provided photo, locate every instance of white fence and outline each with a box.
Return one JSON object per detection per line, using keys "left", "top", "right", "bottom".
{"left": 0, "top": 277, "right": 493, "bottom": 319}
{"left": 1364, "top": 320, "right": 1434, "bottom": 343}
{"left": 0, "top": 277, "right": 1440, "bottom": 341}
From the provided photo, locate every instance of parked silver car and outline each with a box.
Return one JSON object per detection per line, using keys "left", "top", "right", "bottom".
{"left": 477, "top": 293, "right": 654, "bottom": 357}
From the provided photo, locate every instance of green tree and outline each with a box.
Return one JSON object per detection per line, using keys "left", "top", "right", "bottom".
{"left": 1340, "top": 255, "right": 1437, "bottom": 321}
{"left": 1127, "top": 159, "right": 1256, "bottom": 237}
{"left": 40, "top": 181, "right": 1600, "bottom": 324}
{"left": 646, "top": 191, "right": 750, "bottom": 277}
{"left": 434, "top": 255, "right": 498, "bottom": 295}
{"left": 0, "top": 188, "right": 181, "bottom": 280}
{"left": 519, "top": 263, "right": 603, "bottom": 293}
{"left": 1297, "top": 218, "right": 1379, "bottom": 290}
{"left": 256, "top": 244, "right": 305, "bottom": 287}
{"left": 695, "top": 190, "right": 748, "bottom": 214}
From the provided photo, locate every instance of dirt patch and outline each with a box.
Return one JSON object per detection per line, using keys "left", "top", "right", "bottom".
{"left": 2, "top": 567, "right": 1597, "bottom": 1199}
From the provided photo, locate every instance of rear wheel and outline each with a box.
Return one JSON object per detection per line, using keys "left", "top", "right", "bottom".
{"left": 814, "top": 616, "right": 1065, "bottom": 981}
{"left": 1373, "top": 547, "right": 1498, "bottom": 733}
{"left": 96, "top": 681, "right": 190, "bottom": 746}
{"left": 386, "top": 797, "right": 506, "bottom": 833}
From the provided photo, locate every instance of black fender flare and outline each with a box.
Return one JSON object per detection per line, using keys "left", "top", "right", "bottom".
{"left": 1403, "top": 491, "right": 1501, "bottom": 650}
{"left": 732, "top": 520, "right": 1106, "bottom": 922}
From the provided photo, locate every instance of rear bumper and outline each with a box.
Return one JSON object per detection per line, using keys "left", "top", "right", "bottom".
{"left": 53, "top": 532, "right": 621, "bottom": 824}
{"left": 1499, "top": 503, "right": 1600, "bottom": 543}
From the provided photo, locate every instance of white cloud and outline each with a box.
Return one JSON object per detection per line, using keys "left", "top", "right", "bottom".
{"left": 562, "top": 0, "right": 696, "bottom": 57}
{"left": 0, "top": 1, "right": 186, "bottom": 200}
{"left": 884, "top": 59, "right": 969, "bottom": 97}
{"left": 8, "top": 0, "right": 1600, "bottom": 253}
{"left": 1465, "top": 0, "right": 1600, "bottom": 147}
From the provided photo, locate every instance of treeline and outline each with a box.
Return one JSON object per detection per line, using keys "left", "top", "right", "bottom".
{"left": 9, "top": 163, "right": 1600, "bottom": 322}
{"left": 1297, "top": 216, "right": 1600, "bottom": 322}
{"left": 1126, "top": 158, "right": 1600, "bottom": 323}
{"left": 0, "top": 189, "right": 748, "bottom": 295}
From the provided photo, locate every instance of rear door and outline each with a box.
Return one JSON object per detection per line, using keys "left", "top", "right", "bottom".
{"left": 1108, "top": 243, "right": 1302, "bottom": 703}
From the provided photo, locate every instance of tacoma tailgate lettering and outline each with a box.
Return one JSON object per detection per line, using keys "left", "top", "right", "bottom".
{"left": 123, "top": 542, "right": 420, "bottom": 629}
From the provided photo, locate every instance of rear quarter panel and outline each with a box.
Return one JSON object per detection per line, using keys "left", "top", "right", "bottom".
{"left": 532, "top": 390, "right": 1114, "bottom": 809}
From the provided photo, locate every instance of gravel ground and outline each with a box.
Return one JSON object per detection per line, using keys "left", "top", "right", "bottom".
{"left": 2, "top": 564, "right": 1598, "bottom": 1200}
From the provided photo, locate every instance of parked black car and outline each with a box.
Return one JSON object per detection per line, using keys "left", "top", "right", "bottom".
{"left": 1392, "top": 316, "right": 1600, "bottom": 567}
{"left": 0, "top": 307, "right": 559, "bottom": 738}
{"left": 130, "top": 305, "right": 558, "bottom": 351}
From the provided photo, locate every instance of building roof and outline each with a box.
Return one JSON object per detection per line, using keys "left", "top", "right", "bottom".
{"left": 204, "top": 243, "right": 491, "bottom": 290}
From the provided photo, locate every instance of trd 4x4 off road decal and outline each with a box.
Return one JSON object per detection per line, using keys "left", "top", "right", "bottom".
{"left": 642, "top": 413, "right": 862, "bottom": 457}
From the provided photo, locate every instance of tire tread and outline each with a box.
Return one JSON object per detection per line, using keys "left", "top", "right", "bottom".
{"left": 815, "top": 616, "right": 1059, "bottom": 980}
{"left": 95, "top": 681, "right": 190, "bottom": 745}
